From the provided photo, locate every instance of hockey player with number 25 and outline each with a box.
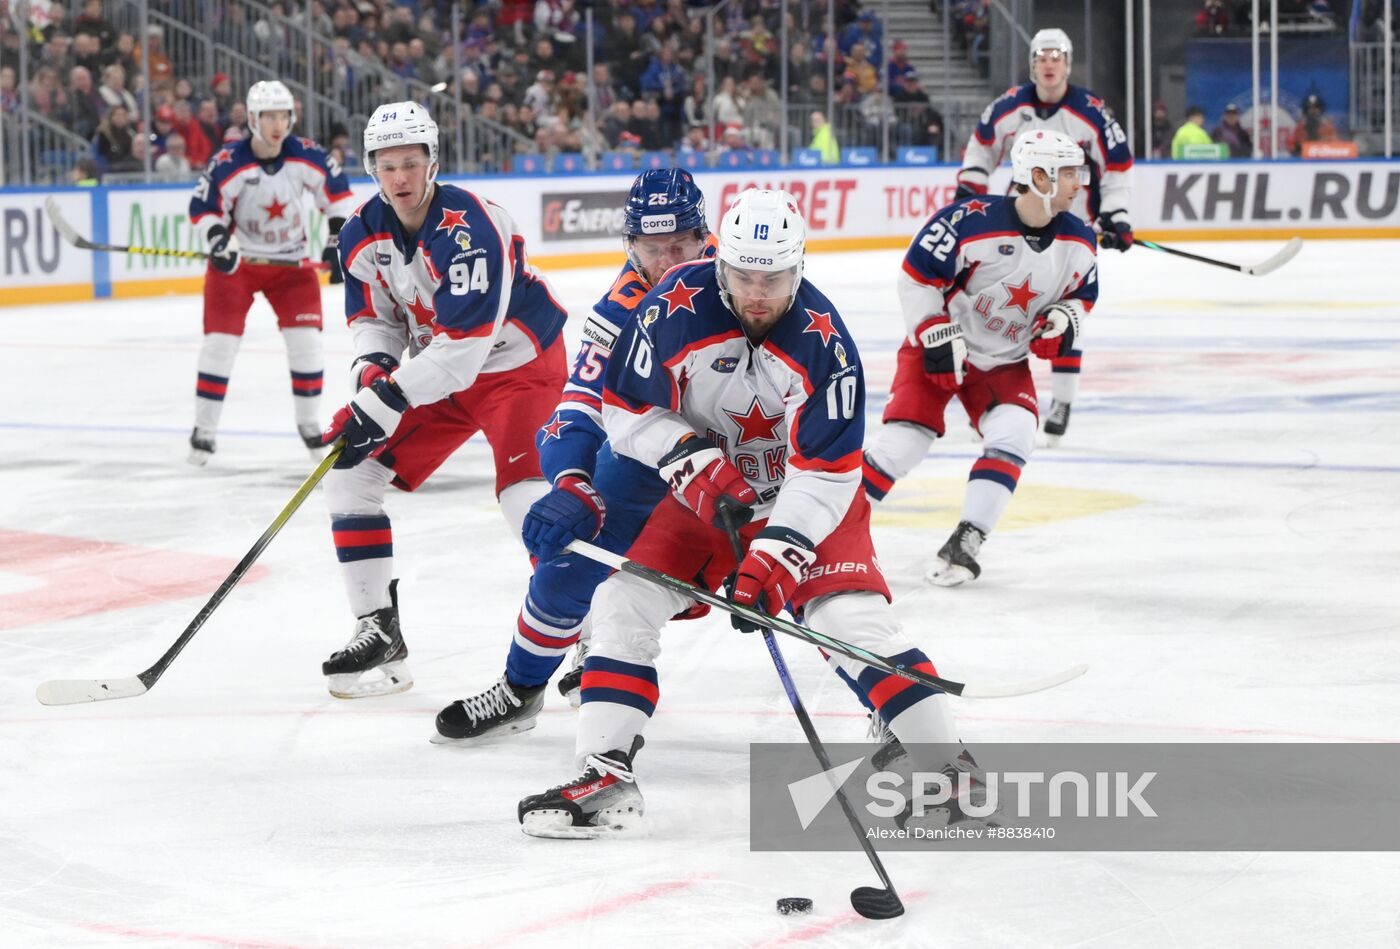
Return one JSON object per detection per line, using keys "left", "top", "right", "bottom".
{"left": 955, "top": 28, "right": 1131, "bottom": 443}
{"left": 316, "top": 102, "right": 568, "bottom": 699}
{"left": 430, "top": 168, "right": 716, "bottom": 743}
{"left": 517, "top": 189, "right": 977, "bottom": 838}
{"left": 187, "top": 80, "right": 357, "bottom": 465}
{"left": 862, "top": 130, "right": 1099, "bottom": 586}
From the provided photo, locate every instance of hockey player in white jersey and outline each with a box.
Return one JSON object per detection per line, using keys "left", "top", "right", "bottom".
{"left": 187, "top": 80, "right": 356, "bottom": 465}
{"left": 316, "top": 102, "right": 568, "bottom": 698}
{"left": 862, "top": 130, "right": 1099, "bottom": 585}
{"left": 955, "top": 28, "right": 1132, "bottom": 443}
{"left": 517, "top": 190, "right": 979, "bottom": 838}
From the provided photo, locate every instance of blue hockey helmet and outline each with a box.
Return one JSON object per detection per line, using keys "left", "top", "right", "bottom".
{"left": 623, "top": 168, "right": 708, "bottom": 240}
{"left": 623, "top": 168, "right": 709, "bottom": 284}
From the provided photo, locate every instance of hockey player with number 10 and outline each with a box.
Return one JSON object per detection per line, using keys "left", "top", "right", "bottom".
{"left": 517, "top": 189, "right": 977, "bottom": 838}
{"left": 862, "top": 129, "right": 1099, "bottom": 585}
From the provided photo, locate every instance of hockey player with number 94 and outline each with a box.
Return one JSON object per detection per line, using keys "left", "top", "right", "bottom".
{"left": 517, "top": 189, "right": 981, "bottom": 838}
{"left": 861, "top": 129, "right": 1099, "bottom": 586}
{"left": 316, "top": 102, "right": 568, "bottom": 699}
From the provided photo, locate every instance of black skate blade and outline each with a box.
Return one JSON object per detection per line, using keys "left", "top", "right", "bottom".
{"left": 850, "top": 886, "right": 904, "bottom": 919}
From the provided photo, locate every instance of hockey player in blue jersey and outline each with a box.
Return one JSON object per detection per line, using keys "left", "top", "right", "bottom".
{"left": 862, "top": 130, "right": 1099, "bottom": 586}
{"left": 517, "top": 190, "right": 978, "bottom": 838}
{"left": 316, "top": 102, "right": 569, "bottom": 698}
{"left": 186, "top": 80, "right": 356, "bottom": 465}
{"left": 954, "top": 28, "right": 1131, "bottom": 443}
{"left": 431, "top": 168, "right": 716, "bottom": 742}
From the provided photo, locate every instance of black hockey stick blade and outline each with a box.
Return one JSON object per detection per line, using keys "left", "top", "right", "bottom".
{"left": 566, "top": 540, "right": 1086, "bottom": 699}
{"left": 36, "top": 446, "right": 342, "bottom": 706}
{"left": 851, "top": 885, "right": 905, "bottom": 919}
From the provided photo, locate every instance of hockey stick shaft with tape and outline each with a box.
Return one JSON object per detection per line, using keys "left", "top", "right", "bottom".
{"left": 44, "top": 196, "right": 325, "bottom": 270}
{"left": 718, "top": 511, "right": 904, "bottom": 919}
{"left": 1134, "top": 236, "right": 1303, "bottom": 276}
{"left": 565, "top": 539, "right": 1086, "bottom": 699}
{"left": 36, "top": 445, "right": 343, "bottom": 706}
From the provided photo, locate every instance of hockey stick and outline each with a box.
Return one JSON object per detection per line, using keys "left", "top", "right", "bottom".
{"left": 35, "top": 445, "right": 343, "bottom": 706}
{"left": 719, "top": 512, "right": 903, "bottom": 919}
{"left": 1133, "top": 235, "right": 1303, "bottom": 276}
{"left": 565, "top": 539, "right": 1087, "bottom": 699}
{"left": 44, "top": 196, "right": 325, "bottom": 270}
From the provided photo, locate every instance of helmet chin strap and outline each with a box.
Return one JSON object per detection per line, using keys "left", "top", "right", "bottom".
{"left": 1030, "top": 170, "right": 1059, "bottom": 217}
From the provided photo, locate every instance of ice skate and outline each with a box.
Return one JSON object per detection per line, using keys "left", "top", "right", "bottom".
{"left": 322, "top": 580, "right": 412, "bottom": 698}
{"left": 556, "top": 641, "right": 587, "bottom": 708}
{"left": 897, "top": 748, "right": 1002, "bottom": 832}
{"left": 187, "top": 427, "right": 216, "bottom": 466}
{"left": 519, "top": 736, "right": 645, "bottom": 839}
{"left": 1042, "top": 400, "right": 1071, "bottom": 446}
{"left": 926, "top": 520, "right": 986, "bottom": 587}
{"left": 298, "top": 423, "right": 326, "bottom": 461}
{"left": 432, "top": 675, "right": 546, "bottom": 744}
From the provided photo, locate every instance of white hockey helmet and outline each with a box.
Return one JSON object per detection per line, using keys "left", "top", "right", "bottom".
{"left": 715, "top": 188, "right": 806, "bottom": 314}
{"left": 1029, "top": 28, "right": 1073, "bottom": 68}
{"left": 364, "top": 101, "right": 440, "bottom": 207}
{"left": 246, "top": 80, "right": 296, "bottom": 143}
{"left": 1011, "top": 129, "right": 1088, "bottom": 214}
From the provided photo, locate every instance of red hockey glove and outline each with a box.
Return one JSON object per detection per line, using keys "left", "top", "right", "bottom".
{"left": 730, "top": 526, "right": 817, "bottom": 631}
{"left": 1030, "top": 301, "right": 1085, "bottom": 360}
{"left": 657, "top": 436, "right": 757, "bottom": 528}
{"left": 917, "top": 314, "right": 967, "bottom": 391}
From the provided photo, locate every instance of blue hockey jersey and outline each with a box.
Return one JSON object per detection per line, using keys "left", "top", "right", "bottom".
{"left": 337, "top": 184, "right": 568, "bottom": 409}
{"left": 602, "top": 260, "right": 864, "bottom": 546}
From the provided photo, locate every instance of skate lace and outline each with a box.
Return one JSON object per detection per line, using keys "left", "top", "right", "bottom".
{"left": 959, "top": 525, "right": 984, "bottom": 556}
{"left": 583, "top": 752, "right": 636, "bottom": 784}
{"left": 459, "top": 678, "right": 520, "bottom": 724}
{"left": 866, "top": 713, "right": 894, "bottom": 744}
{"left": 343, "top": 616, "right": 389, "bottom": 655}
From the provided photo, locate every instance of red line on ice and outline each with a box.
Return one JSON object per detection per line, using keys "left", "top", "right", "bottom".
{"left": 76, "top": 922, "right": 341, "bottom": 949}
{"left": 458, "top": 876, "right": 710, "bottom": 948}
{"left": 0, "top": 530, "right": 266, "bottom": 630}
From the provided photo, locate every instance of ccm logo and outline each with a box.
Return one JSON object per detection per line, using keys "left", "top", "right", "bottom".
{"left": 639, "top": 214, "right": 676, "bottom": 233}
{"left": 807, "top": 562, "right": 868, "bottom": 579}
{"left": 738, "top": 255, "right": 774, "bottom": 265}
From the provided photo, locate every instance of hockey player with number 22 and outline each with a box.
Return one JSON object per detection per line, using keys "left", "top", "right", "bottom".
{"left": 317, "top": 102, "right": 568, "bottom": 699}
{"left": 187, "top": 80, "right": 357, "bottom": 465}
{"left": 518, "top": 189, "right": 976, "bottom": 838}
{"left": 431, "top": 168, "right": 716, "bottom": 743}
{"left": 862, "top": 130, "right": 1099, "bottom": 586}
{"left": 955, "top": 28, "right": 1131, "bottom": 443}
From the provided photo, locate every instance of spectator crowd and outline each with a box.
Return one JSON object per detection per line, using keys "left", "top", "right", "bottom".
{"left": 1, "top": 0, "right": 984, "bottom": 181}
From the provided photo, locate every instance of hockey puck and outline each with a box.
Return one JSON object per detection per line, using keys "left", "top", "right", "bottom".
{"left": 776, "top": 897, "right": 813, "bottom": 915}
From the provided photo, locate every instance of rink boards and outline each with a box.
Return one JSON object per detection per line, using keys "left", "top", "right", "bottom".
{"left": 2, "top": 157, "right": 1397, "bottom": 306}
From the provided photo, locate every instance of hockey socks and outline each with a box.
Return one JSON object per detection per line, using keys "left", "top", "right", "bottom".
{"left": 331, "top": 514, "right": 394, "bottom": 617}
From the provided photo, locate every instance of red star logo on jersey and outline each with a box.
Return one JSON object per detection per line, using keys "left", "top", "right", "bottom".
{"left": 436, "top": 207, "right": 468, "bottom": 233}
{"left": 1085, "top": 94, "right": 1105, "bottom": 112}
{"left": 962, "top": 198, "right": 991, "bottom": 216}
{"left": 1001, "top": 276, "right": 1041, "bottom": 316}
{"left": 725, "top": 397, "right": 785, "bottom": 445}
{"left": 802, "top": 309, "right": 840, "bottom": 346}
{"left": 541, "top": 414, "right": 571, "bottom": 440}
{"left": 263, "top": 197, "right": 288, "bottom": 220}
{"left": 405, "top": 290, "right": 435, "bottom": 324}
{"left": 659, "top": 279, "right": 701, "bottom": 315}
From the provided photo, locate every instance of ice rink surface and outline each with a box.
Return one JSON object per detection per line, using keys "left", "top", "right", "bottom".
{"left": 3, "top": 239, "right": 1398, "bottom": 948}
